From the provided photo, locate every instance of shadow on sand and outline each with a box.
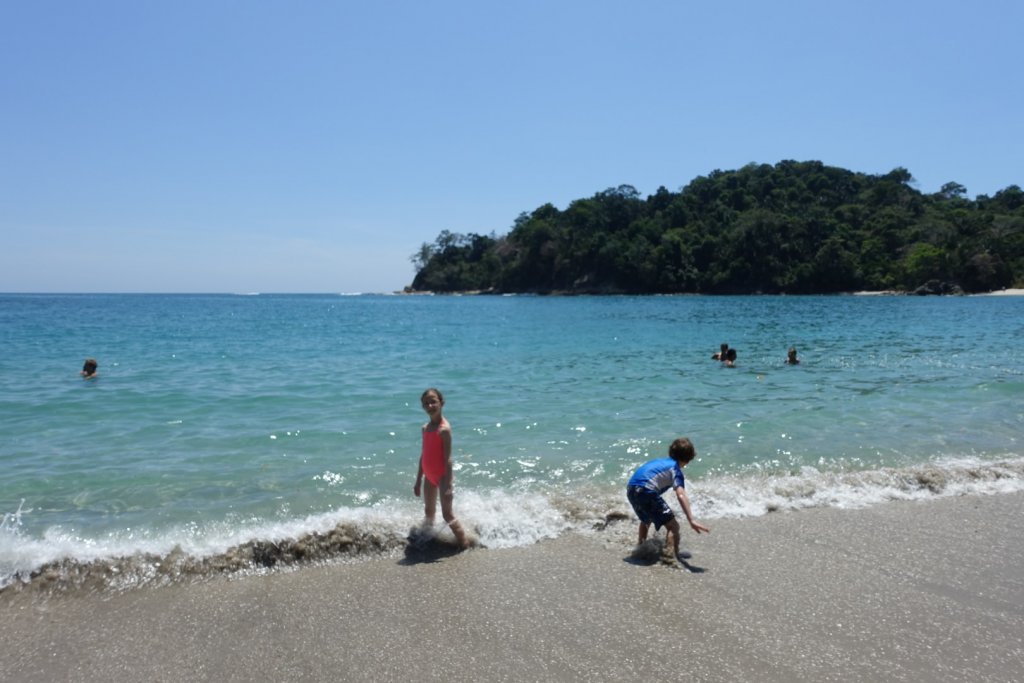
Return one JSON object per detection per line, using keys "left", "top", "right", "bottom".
{"left": 624, "top": 538, "right": 706, "bottom": 573}
{"left": 398, "top": 526, "right": 467, "bottom": 565}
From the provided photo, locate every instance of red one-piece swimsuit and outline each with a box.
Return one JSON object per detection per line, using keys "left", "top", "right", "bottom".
{"left": 421, "top": 420, "right": 448, "bottom": 486}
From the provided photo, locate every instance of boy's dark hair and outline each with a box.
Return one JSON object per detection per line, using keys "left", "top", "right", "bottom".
{"left": 669, "top": 437, "right": 696, "bottom": 463}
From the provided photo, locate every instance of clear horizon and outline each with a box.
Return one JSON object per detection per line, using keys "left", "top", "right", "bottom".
{"left": 3, "top": 1, "right": 1022, "bottom": 294}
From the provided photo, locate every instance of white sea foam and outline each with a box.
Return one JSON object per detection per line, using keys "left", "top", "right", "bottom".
{"left": 457, "top": 489, "right": 568, "bottom": 548}
{"left": 0, "top": 501, "right": 419, "bottom": 590}
{"left": 6, "top": 457, "right": 1023, "bottom": 593}
{"left": 693, "top": 456, "right": 1024, "bottom": 518}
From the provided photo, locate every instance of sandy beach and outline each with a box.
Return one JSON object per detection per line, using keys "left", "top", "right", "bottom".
{"left": 3, "top": 492, "right": 1023, "bottom": 682}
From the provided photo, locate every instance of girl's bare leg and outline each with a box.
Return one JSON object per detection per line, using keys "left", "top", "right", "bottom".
{"left": 422, "top": 480, "right": 438, "bottom": 527}
{"left": 440, "top": 490, "right": 470, "bottom": 548}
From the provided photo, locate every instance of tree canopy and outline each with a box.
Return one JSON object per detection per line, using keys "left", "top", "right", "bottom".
{"left": 409, "top": 161, "right": 1024, "bottom": 294}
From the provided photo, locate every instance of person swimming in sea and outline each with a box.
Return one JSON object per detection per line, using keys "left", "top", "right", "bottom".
{"left": 786, "top": 346, "right": 800, "bottom": 365}
{"left": 80, "top": 358, "right": 99, "bottom": 379}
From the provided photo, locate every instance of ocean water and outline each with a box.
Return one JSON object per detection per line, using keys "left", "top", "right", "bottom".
{"left": 2, "top": 293, "right": 1022, "bottom": 591}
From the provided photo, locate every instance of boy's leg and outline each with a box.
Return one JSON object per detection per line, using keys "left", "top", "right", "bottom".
{"left": 664, "top": 518, "right": 681, "bottom": 558}
{"left": 627, "top": 487, "right": 654, "bottom": 545}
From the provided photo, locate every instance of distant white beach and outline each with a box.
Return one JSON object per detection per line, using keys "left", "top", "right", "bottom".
{"left": 854, "top": 288, "right": 1024, "bottom": 296}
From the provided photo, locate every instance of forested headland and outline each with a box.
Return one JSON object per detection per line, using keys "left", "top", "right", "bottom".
{"left": 408, "top": 161, "right": 1023, "bottom": 295}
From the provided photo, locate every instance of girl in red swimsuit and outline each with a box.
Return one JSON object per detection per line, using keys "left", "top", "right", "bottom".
{"left": 413, "top": 387, "right": 470, "bottom": 549}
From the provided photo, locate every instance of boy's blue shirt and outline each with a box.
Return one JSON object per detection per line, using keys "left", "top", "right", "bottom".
{"left": 627, "top": 457, "right": 686, "bottom": 493}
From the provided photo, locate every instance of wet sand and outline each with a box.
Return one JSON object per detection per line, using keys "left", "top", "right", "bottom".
{"left": 3, "top": 492, "right": 1023, "bottom": 682}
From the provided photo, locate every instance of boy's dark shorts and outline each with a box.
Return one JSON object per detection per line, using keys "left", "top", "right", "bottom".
{"left": 627, "top": 486, "right": 674, "bottom": 530}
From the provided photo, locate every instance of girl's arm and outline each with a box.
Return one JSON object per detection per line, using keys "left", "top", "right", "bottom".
{"left": 441, "top": 426, "right": 454, "bottom": 495}
{"left": 413, "top": 428, "right": 424, "bottom": 497}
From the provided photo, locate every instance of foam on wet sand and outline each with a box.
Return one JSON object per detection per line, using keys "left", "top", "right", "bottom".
{"left": 3, "top": 492, "right": 1022, "bottom": 682}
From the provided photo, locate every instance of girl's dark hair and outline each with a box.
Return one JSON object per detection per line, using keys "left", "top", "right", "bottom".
{"left": 421, "top": 387, "right": 444, "bottom": 402}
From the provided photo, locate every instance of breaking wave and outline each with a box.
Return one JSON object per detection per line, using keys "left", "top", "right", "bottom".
{"left": 3, "top": 456, "right": 1022, "bottom": 596}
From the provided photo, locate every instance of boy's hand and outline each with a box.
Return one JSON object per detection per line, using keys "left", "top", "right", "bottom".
{"left": 689, "top": 519, "right": 710, "bottom": 534}
{"left": 413, "top": 480, "right": 422, "bottom": 497}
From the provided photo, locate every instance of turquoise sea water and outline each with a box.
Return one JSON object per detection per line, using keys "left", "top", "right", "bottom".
{"left": 2, "top": 293, "right": 1023, "bottom": 590}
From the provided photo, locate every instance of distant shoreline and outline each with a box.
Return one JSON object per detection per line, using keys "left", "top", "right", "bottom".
{"left": 975, "top": 287, "right": 1024, "bottom": 296}
{"left": 398, "top": 288, "right": 1024, "bottom": 297}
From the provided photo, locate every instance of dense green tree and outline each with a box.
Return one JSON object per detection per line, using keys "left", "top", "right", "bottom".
{"left": 902, "top": 243, "right": 948, "bottom": 287}
{"left": 409, "top": 162, "right": 1024, "bottom": 294}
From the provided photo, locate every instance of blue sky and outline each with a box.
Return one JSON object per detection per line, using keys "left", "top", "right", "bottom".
{"left": 2, "top": 0, "right": 1021, "bottom": 293}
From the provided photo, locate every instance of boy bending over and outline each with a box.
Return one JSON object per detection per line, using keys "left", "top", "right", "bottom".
{"left": 626, "top": 437, "right": 710, "bottom": 564}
